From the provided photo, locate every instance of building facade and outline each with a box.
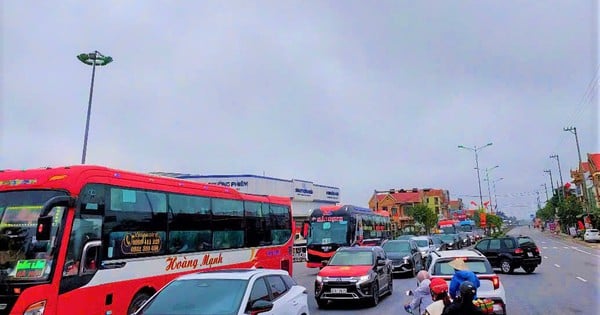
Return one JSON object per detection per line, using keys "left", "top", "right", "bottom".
{"left": 587, "top": 153, "right": 600, "bottom": 211}
{"left": 367, "top": 188, "right": 451, "bottom": 231}
{"left": 150, "top": 173, "right": 340, "bottom": 221}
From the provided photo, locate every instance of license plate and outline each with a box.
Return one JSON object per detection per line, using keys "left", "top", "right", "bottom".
{"left": 331, "top": 288, "right": 347, "bottom": 294}
{"left": 527, "top": 252, "right": 533, "bottom": 257}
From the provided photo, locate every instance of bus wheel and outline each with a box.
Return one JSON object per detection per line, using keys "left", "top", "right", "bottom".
{"left": 128, "top": 291, "right": 153, "bottom": 314}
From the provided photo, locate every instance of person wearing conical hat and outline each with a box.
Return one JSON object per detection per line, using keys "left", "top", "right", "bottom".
{"left": 448, "top": 258, "right": 480, "bottom": 300}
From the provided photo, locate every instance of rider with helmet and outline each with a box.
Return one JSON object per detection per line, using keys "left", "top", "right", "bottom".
{"left": 441, "top": 281, "right": 485, "bottom": 315}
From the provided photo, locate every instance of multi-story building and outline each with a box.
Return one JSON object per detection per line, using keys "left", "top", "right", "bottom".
{"left": 423, "top": 188, "right": 450, "bottom": 219}
{"left": 449, "top": 198, "right": 464, "bottom": 220}
{"left": 368, "top": 188, "right": 451, "bottom": 231}
{"left": 587, "top": 153, "right": 600, "bottom": 211}
{"left": 368, "top": 189, "right": 420, "bottom": 231}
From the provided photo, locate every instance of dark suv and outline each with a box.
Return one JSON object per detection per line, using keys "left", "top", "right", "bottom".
{"left": 315, "top": 246, "right": 393, "bottom": 308}
{"left": 474, "top": 236, "right": 541, "bottom": 273}
{"left": 382, "top": 239, "right": 423, "bottom": 277}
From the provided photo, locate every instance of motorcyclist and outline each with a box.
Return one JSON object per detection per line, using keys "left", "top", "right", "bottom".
{"left": 442, "top": 281, "right": 485, "bottom": 315}
{"left": 424, "top": 277, "right": 451, "bottom": 315}
{"left": 404, "top": 270, "right": 433, "bottom": 314}
{"left": 448, "top": 258, "right": 480, "bottom": 300}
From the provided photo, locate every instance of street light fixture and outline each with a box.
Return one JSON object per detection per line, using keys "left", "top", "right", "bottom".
{"left": 78, "top": 51, "right": 113, "bottom": 164}
{"left": 483, "top": 165, "right": 499, "bottom": 213}
{"left": 458, "top": 142, "right": 493, "bottom": 211}
{"left": 563, "top": 126, "right": 589, "bottom": 213}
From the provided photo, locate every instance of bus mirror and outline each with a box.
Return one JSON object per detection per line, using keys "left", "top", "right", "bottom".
{"left": 302, "top": 221, "right": 309, "bottom": 238}
{"left": 36, "top": 215, "right": 53, "bottom": 241}
{"left": 40, "top": 195, "right": 75, "bottom": 217}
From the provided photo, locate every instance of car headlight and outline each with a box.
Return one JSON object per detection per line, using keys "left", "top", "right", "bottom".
{"left": 449, "top": 242, "right": 454, "bottom": 246}
{"left": 316, "top": 275, "right": 323, "bottom": 283}
{"left": 24, "top": 300, "right": 45, "bottom": 315}
{"left": 357, "top": 274, "right": 371, "bottom": 284}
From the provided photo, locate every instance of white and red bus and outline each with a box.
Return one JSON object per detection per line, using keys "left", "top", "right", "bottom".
{"left": 0, "top": 165, "right": 294, "bottom": 315}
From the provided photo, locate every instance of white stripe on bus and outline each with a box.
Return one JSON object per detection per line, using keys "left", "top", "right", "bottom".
{"left": 82, "top": 248, "right": 258, "bottom": 288}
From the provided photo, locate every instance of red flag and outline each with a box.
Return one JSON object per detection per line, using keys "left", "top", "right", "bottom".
{"left": 470, "top": 201, "right": 477, "bottom": 206}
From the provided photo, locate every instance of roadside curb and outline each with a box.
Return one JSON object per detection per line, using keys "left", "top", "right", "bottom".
{"left": 545, "top": 231, "right": 600, "bottom": 249}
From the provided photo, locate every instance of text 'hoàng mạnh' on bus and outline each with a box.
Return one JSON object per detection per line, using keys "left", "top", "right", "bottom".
{"left": 165, "top": 253, "right": 224, "bottom": 271}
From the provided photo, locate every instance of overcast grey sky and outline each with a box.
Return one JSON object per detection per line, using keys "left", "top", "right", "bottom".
{"left": 1, "top": 1, "right": 598, "bottom": 219}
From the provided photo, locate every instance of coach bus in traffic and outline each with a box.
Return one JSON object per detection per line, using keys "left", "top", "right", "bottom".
{"left": 303, "top": 205, "right": 391, "bottom": 268}
{"left": 0, "top": 165, "right": 293, "bottom": 315}
{"left": 437, "top": 219, "right": 460, "bottom": 234}
{"left": 459, "top": 219, "right": 476, "bottom": 232}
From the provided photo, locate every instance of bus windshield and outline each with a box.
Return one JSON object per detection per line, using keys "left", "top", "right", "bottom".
{"left": 0, "top": 190, "right": 67, "bottom": 281}
{"left": 460, "top": 225, "right": 473, "bottom": 232}
{"left": 307, "top": 220, "right": 348, "bottom": 245}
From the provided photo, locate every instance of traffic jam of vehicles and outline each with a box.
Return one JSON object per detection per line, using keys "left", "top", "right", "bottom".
{"left": 300, "top": 207, "right": 546, "bottom": 314}
{"left": 0, "top": 168, "right": 573, "bottom": 315}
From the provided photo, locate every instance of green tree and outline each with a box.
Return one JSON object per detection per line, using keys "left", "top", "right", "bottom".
{"left": 536, "top": 195, "right": 559, "bottom": 221}
{"left": 486, "top": 213, "right": 503, "bottom": 229}
{"left": 405, "top": 204, "right": 438, "bottom": 234}
{"left": 556, "top": 195, "right": 583, "bottom": 231}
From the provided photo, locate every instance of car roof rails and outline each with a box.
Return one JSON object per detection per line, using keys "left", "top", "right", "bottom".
{"left": 468, "top": 248, "right": 483, "bottom": 256}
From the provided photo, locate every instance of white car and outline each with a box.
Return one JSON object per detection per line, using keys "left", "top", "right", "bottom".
{"left": 583, "top": 229, "right": 600, "bottom": 242}
{"left": 425, "top": 249, "right": 507, "bottom": 315}
{"left": 133, "top": 269, "right": 310, "bottom": 315}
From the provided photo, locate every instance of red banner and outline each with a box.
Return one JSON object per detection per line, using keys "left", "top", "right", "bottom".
{"left": 479, "top": 213, "right": 487, "bottom": 227}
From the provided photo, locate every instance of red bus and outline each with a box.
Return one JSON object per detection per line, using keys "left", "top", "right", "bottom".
{"left": 304, "top": 205, "right": 391, "bottom": 268}
{"left": 0, "top": 165, "right": 293, "bottom": 315}
{"left": 437, "top": 219, "right": 460, "bottom": 234}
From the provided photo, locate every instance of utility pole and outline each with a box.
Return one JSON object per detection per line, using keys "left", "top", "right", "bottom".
{"left": 550, "top": 154, "right": 565, "bottom": 198}
{"left": 542, "top": 183, "right": 549, "bottom": 201}
{"left": 536, "top": 191, "right": 541, "bottom": 210}
{"left": 563, "top": 126, "right": 589, "bottom": 214}
{"left": 544, "top": 169, "right": 555, "bottom": 198}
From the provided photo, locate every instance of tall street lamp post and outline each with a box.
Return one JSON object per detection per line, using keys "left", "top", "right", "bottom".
{"left": 458, "top": 143, "right": 493, "bottom": 211}
{"left": 563, "top": 126, "right": 589, "bottom": 214}
{"left": 78, "top": 51, "right": 113, "bottom": 164}
{"left": 484, "top": 165, "right": 499, "bottom": 213}
{"left": 491, "top": 177, "right": 504, "bottom": 213}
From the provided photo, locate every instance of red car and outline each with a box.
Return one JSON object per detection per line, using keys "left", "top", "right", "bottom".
{"left": 315, "top": 246, "right": 393, "bottom": 308}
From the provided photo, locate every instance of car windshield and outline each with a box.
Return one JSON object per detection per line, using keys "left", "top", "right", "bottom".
{"left": 329, "top": 251, "right": 373, "bottom": 266}
{"left": 382, "top": 241, "right": 410, "bottom": 252}
{"left": 0, "top": 190, "right": 67, "bottom": 281}
{"left": 307, "top": 218, "right": 348, "bottom": 245}
{"left": 415, "top": 240, "right": 429, "bottom": 247}
{"left": 433, "top": 258, "right": 492, "bottom": 275}
{"left": 139, "top": 278, "right": 248, "bottom": 315}
{"left": 439, "top": 235, "right": 455, "bottom": 242}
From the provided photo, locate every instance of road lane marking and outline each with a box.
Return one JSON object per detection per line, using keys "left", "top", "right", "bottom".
{"left": 576, "top": 277, "right": 587, "bottom": 282}
{"left": 570, "top": 246, "right": 591, "bottom": 255}
{"left": 553, "top": 247, "right": 558, "bottom": 249}
{"left": 543, "top": 256, "right": 548, "bottom": 259}
{"left": 542, "top": 246, "right": 548, "bottom": 249}
{"left": 563, "top": 246, "right": 569, "bottom": 249}
{"left": 554, "top": 264, "right": 560, "bottom": 268}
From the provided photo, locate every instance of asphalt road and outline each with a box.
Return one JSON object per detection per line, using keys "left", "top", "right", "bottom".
{"left": 293, "top": 226, "right": 600, "bottom": 315}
